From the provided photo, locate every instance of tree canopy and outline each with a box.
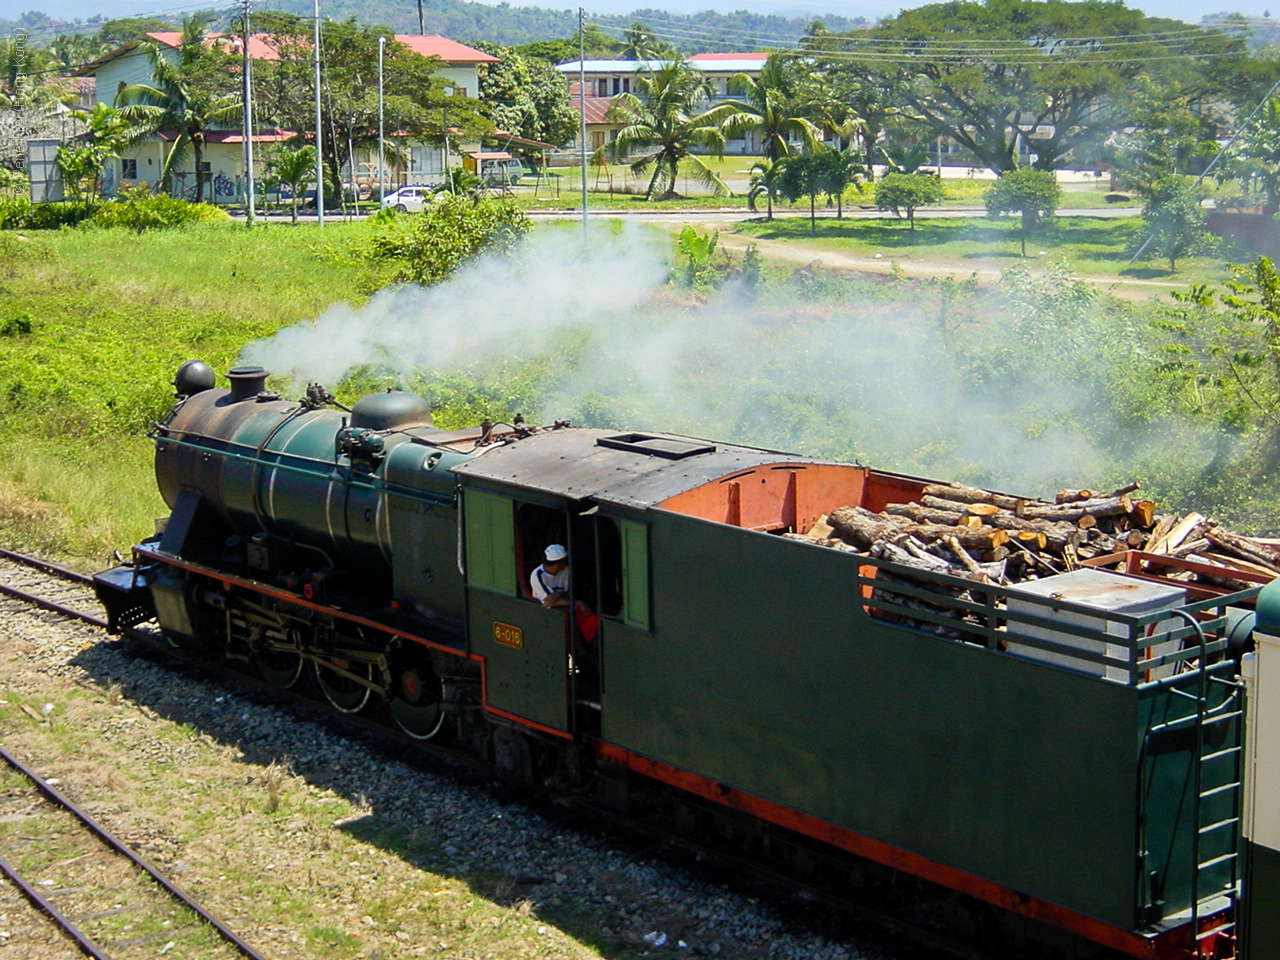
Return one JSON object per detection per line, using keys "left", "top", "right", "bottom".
{"left": 815, "top": 0, "right": 1263, "bottom": 175}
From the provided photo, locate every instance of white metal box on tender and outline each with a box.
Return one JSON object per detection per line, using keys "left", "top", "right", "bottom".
{"left": 1004, "top": 568, "right": 1186, "bottom": 683}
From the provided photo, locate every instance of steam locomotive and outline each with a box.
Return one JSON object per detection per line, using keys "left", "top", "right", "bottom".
{"left": 95, "top": 361, "right": 1280, "bottom": 959}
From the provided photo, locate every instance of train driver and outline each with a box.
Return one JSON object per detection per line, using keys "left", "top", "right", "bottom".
{"left": 530, "top": 543, "right": 571, "bottom": 609}
{"left": 531, "top": 544, "right": 599, "bottom": 644}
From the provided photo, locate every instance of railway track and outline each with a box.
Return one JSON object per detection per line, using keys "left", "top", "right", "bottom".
{"left": 0, "top": 549, "right": 108, "bottom": 630}
{"left": 0, "top": 547, "right": 1004, "bottom": 960}
{"left": 0, "top": 550, "right": 269, "bottom": 960}
{"left": 0, "top": 746, "right": 268, "bottom": 960}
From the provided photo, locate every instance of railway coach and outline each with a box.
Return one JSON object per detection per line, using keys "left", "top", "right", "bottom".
{"left": 96, "top": 362, "right": 1280, "bottom": 959}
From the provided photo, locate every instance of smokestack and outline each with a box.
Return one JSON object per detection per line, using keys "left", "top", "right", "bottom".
{"left": 227, "top": 365, "right": 269, "bottom": 401}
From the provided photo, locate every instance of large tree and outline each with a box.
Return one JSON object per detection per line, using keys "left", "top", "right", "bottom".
{"left": 603, "top": 59, "right": 736, "bottom": 201}
{"left": 474, "top": 42, "right": 577, "bottom": 149}
{"left": 822, "top": 0, "right": 1258, "bottom": 175}
{"left": 115, "top": 15, "right": 241, "bottom": 202}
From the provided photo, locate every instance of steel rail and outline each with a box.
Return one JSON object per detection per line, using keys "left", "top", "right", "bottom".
{"left": 0, "top": 745, "right": 271, "bottom": 960}
{"left": 0, "top": 547, "right": 93, "bottom": 586}
{"left": 0, "top": 549, "right": 107, "bottom": 628}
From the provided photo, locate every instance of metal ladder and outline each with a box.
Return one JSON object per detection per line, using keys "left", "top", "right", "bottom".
{"left": 1172, "top": 612, "right": 1246, "bottom": 956}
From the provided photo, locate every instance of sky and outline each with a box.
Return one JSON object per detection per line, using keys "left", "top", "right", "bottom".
{"left": 2, "top": 0, "right": 1275, "bottom": 27}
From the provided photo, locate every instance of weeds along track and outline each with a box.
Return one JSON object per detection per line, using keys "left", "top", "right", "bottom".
{"left": 0, "top": 746, "right": 268, "bottom": 960}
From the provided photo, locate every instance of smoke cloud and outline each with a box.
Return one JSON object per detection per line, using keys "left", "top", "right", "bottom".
{"left": 240, "top": 223, "right": 1225, "bottom": 500}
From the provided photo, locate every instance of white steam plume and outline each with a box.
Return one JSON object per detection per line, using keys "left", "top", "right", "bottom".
{"left": 240, "top": 223, "right": 1227, "bottom": 499}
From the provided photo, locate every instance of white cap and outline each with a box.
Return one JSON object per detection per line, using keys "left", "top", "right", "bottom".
{"left": 545, "top": 544, "right": 568, "bottom": 562}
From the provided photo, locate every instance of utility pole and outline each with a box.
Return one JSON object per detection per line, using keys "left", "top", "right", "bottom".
{"left": 378, "top": 36, "right": 385, "bottom": 204}
{"left": 242, "top": 0, "right": 255, "bottom": 224}
{"left": 578, "top": 6, "right": 587, "bottom": 243}
{"left": 313, "top": 0, "right": 324, "bottom": 227}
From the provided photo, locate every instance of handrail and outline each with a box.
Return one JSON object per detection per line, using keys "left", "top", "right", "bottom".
{"left": 849, "top": 552, "right": 1261, "bottom": 685}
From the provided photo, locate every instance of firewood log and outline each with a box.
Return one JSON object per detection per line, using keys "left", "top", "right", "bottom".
{"left": 885, "top": 502, "right": 973, "bottom": 526}
{"left": 1204, "top": 528, "right": 1280, "bottom": 573}
{"left": 920, "top": 494, "right": 977, "bottom": 514}
{"left": 1019, "top": 496, "right": 1132, "bottom": 524}
{"left": 921, "top": 483, "right": 1026, "bottom": 512}
{"left": 1055, "top": 488, "right": 1095, "bottom": 504}
{"left": 985, "top": 514, "right": 1081, "bottom": 551}
{"left": 965, "top": 503, "right": 1003, "bottom": 519}
{"left": 1145, "top": 515, "right": 1177, "bottom": 551}
{"left": 829, "top": 506, "right": 1007, "bottom": 552}
{"left": 827, "top": 506, "right": 910, "bottom": 549}
{"left": 1129, "top": 500, "right": 1157, "bottom": 528}
{"left": 1148, "top": 512, "right": 1204, "bottom": 555}
{"left": 1200, "top": 551, "right": 1279, "bottom": 579}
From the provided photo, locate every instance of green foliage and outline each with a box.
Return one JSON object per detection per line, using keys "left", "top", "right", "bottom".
{"left": 874, "top": 172, "right": 944, "bottom": 232}
{"left": 88, "top": 187, "right": 230, "bottom": 232}
{"left": 673, "top": 225, "right": 720, "bottom": 287}
{"left": 265, "top": 145, "right": 316, "bottom": 225}
{"left": 1139, "top": 175, "right": 1210, "bottom": 272}
{"left": 1219, "top": 96, "right": 1280, "bottom": 215}
{"left": 821, "top": 0, "right": 1254, "bottom": 176}
{"left": 114, "top": 14, "right": 241, "bottom": 203}
{"left": 362, "top": 193, "right": 531, "bottom": 287}
{"left": 720, "top": 53, "right": 822, "bottom": 163}
{"left": 0, "top": 199, "right": 100, "bottom": 230}
{"left": 473, "top": 41, "right": 577, "bottom": 148}
{"left": 984, "top": 168, "right": 1064, "bottom": 256}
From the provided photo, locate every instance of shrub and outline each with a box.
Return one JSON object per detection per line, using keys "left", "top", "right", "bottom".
{"left": 88, "top": 187, "right": 230, "bottom": 232}
{"left": 363, "top": 193, "right": 531, "bottom": 287}
{"left": 0, "top": 199, "right": 100, "bottom": 230}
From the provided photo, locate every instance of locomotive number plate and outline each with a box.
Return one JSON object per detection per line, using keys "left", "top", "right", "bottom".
{"left": 493, "top": 621, "right": 524, "bottom": 649}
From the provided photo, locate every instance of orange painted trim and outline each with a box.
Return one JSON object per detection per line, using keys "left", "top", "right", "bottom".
{"left": 593, "top": 743, "right": 1219, "bottom": 960}
{"left": 482, "top": 703, "right": 573, "bottom": 740}
{"left": 134, "top": 544, "right": 480, "bottom": 663}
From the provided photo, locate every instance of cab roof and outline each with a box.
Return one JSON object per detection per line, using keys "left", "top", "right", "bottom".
{"left": 450, "top": 427, "right": 825, "bottom": 510}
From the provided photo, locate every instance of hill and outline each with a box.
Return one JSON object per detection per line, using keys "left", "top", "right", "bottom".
{"left": 2, "top": 1, "right": 870, "bottom": 54}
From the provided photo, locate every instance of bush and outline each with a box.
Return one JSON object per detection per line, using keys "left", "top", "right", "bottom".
{"left": 88, "top": 188, "right": 230, "bottom": 232}
{"left": 0, "top": 198, "right": 101, "bottom": 230}
{"left": 363, "top": 193, "right": 531, "bottom": 287}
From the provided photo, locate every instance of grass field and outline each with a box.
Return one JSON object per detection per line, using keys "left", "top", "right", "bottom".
{"left": 0, "top": 222, "right": 372, "bottom": 562}
{"left": 732, "top": 213, "right": 1239, "bottom": 285}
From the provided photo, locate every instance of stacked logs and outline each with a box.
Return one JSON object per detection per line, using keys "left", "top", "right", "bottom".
{"left": 789, "top": 480, "right": 1279, "bottom": 606}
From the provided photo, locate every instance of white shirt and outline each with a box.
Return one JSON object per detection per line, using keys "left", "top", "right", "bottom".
{"left": 530, "top": 563, "right": 570, "bottom": 602}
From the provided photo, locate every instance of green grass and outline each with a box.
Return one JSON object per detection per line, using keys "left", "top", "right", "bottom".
{"left": 0, "top": 220, "right": 372, "bottom": 565}
{"left": 733, "top": 213, "right": 1237, "bottom": 284}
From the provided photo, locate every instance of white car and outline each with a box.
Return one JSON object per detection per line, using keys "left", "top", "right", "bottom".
{"left": 380, "top": 185, "right": 435, "bottom": 213}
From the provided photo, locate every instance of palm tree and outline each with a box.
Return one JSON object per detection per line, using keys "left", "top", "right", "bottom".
{"left": 115, "top": 15, "right": 241, "bottom": 203}
{"left": 719, "top": 53, "right": 821, "bottom": 163}
{"left": 619, "top": 24, "right": 674, "bottom": 63}
{"left": 267, "top": 144, "right": 315, "bottom": 224}
{"left": 603, "top": 59, "right": 735, "bottom": 201}
{"left": 746, "top": 158, "right": 784, "bottom": 220}
{"left": 817, "top": 149, "right": 866, "bottom": 219}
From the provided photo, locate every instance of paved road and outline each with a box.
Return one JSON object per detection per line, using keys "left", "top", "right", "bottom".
{"left": 526, "top": 205, "right": 1140, "bottom": 223}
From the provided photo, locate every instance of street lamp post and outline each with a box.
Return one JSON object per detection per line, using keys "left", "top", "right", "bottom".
{"left": 313, "top": 0, "right": 324, "bottom": 227}
{"left": 378, "top": 36, "right": 385, "bottom": 204}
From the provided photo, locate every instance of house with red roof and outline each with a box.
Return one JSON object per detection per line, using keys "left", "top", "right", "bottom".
{"left": 72, "top": 32, "right": 499, "bottom": 203}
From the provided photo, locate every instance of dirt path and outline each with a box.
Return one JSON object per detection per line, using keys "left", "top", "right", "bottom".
{"left": 662, "top": 218, "right": 1188, "bottom": 302}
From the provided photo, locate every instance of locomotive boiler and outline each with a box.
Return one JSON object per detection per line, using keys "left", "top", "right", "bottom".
{"left": 96, "top": 362, "right": 1280, "bottom": 959}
